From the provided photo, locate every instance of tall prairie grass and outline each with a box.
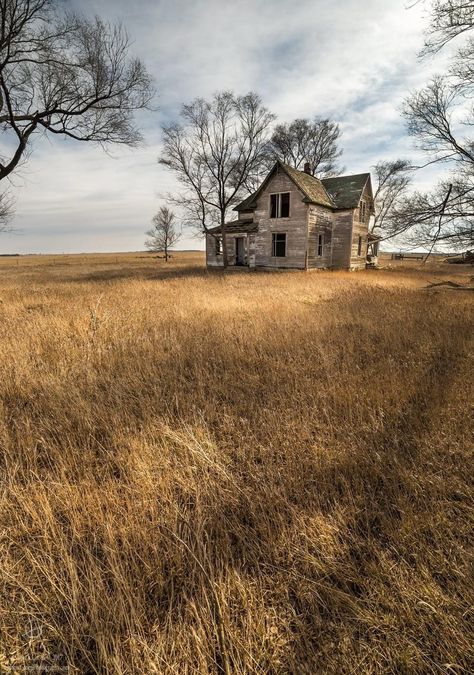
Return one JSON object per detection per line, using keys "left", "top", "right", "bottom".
{"left": 0, "top": 253, "right": 472, "bottom": 673}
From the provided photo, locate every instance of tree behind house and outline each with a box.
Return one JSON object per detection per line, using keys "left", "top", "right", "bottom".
{"left": 371, "top": 159, "right": 413, "bottom": 240}
{"left": 267, "top": 117, "right": 343, "bottom": 178}
{"left": 145, "top": 207, "right": 181, "bottom": 261}
{"left": 159, "top": 91, "right": 275, "bottom": 268}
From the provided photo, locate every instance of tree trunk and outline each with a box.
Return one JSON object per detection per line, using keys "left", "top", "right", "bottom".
{"left": 164, "top": 243, "right": 169, "bottom": 262}
{"left": 221, "top": 214, "right": 228, "bottom": 269}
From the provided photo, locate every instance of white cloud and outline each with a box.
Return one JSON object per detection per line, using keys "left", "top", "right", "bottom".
{"left": 0, "top": 0, "right": 452, "bottom": 253}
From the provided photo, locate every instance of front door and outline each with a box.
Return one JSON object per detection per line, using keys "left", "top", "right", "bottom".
{"left": 235, "top": 237, "right": 245, "bottom": 266}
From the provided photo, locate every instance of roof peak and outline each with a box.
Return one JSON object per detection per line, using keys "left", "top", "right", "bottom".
{"left": 322, "top": 172, "right": 370, "bottom": 181}
{"left": 278, "top": 161, "right": 369, "bottom": 182}
{"left": 234, "top": 162, "right": 372, "bottom": 212}
{"left": 274, "top": 162, "right": 334, "bottom": 208}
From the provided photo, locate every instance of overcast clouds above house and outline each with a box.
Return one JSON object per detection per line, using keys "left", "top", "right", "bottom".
{"left": 1, "top": 0, "right": 450, "bottom": 254}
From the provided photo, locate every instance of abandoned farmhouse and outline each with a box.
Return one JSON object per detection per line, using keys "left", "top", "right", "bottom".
{"left": 206, "top": 161, "right": 379, "bottom": 270}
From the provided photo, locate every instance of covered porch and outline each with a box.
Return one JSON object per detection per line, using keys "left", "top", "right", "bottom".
{"left": 206, "top": 221, "right": 258, "bottom": 268}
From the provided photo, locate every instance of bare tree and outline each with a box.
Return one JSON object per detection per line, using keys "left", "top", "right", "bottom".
{"left": 0, "top": 0, "right": 154, "bottom": 186}
{"left": 145, "top": 207, "right": 181, "bottom": 262}
{"left": 0, "top": 191, "right": 14, "bottom": 232}
{"left": 159, "top": 91, "right": 275, "bottom": 268}
{"left": 266, "top": 117, "right": 343, "bottom": 177}
{"left": 389, "top": 177, "right": 474, "bottom": 250}
{"left": 372, "top": 159, "right": 413, "bottom": 238}
{"left": 400, "top": 0, "right": 474, "bottom": 250}
{"left": 164, "top": 192, "right": 220, "bottom": 240}
{"left": 422, "top": 0, "right": 474, "bottom": 53}
{"left": 403, "top": 76, "right": 474, "bottom": 166}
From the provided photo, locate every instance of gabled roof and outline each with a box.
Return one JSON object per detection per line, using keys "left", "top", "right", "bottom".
{"left": 207, "top": 220, "right": 258, "bottom": 235}
{"left": 321, "top": 173, "right": 371, "bottom": 210}
{"left": 281, "top": 163, "right": 334, "bottom": 208}
{"left": 235, "top": 162, "right": 372, "bottom": 212}
{"left": 235, "top": 161, "right": 333, "bottom": 211}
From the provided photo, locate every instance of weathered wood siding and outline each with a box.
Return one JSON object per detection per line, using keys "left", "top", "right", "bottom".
{"left": 248, "top": 233, "right": 256, "bottom": 267}
{"left": 206, "top": 233, "right": 223, "bottom": 267}
{"left": 206, "top": 232, "right": 254, "bottom": 267}
{"left": 238, "top": 210, "right": 254, "bottom": 222}
{"left": 350, "top": 221, "right": 368, "bottom": 269}
{"left": 253, "top": 166, "right": 308, "bottom": 269}
{"left": 307, "top": 204, "right": 333, "bottom": 269}
{"left": 350, "top": 183, "right": 372, "bottom": 269}
{"left": 331, "top": 209, "right": 354, "bottom": 269}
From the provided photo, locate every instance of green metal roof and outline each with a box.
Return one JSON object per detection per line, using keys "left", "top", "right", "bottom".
{"left": 321, "top": 173, "right": 371, "bottom": 210}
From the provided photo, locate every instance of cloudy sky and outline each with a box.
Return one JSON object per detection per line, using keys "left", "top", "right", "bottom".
{"left": 1, "top": 0, "right": 451, "bottom": 253}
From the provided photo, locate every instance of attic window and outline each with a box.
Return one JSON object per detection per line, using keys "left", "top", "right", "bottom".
{"left": 359, "top": 200, "right": 366, "bottom": 223}
{"left": 270, "top": 193, "right": 290, "bottom": 218}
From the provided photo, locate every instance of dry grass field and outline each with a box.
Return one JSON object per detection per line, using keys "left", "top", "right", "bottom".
{"left": 0, "top": 251, "right": 473, "bottom": 674}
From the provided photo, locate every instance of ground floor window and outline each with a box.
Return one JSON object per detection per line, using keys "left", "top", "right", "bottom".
{"left": 357, "top": 235, "right": 363, "bottom": 256}
{"left": 272, "top": 232, "right": 287, "bottom": 257}
{"left": 317, "top": 233, "right": 324, "bottom": 257}
{"left": 215, "top": 237, "right": 222, "bottom": 255}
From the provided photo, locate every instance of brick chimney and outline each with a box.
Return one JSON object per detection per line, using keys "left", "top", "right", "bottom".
{"left": 303, "top": 162, "right": 312, "bottom": 175}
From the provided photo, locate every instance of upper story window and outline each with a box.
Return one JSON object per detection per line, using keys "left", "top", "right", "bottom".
{"left": 359, "top": 200, "right": 367, "bottom": 223}
{"left": 270, "top": 192, "right": 290, "bottom": 218}
{"left": 272, "top": 232, "right": 287, "bottom": 257}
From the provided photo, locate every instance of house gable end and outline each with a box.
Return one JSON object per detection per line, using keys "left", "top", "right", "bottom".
{"left": 235, "top": 161, "right": 334, "bottom": 213}
{"left": 252, "top": 165, "right": 312, "bottom": 269}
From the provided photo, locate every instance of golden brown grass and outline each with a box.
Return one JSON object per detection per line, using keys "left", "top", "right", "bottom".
{"left": 0, "top": 252, "right": 472, "bottom": 674}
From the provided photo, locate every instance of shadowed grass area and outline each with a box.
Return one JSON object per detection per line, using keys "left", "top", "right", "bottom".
{"left": 0, "top": 252, "right": 472, "bottom": 673}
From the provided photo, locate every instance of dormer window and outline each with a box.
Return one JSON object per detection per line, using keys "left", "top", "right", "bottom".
{"left": 270, "top": 192, "right": 290, "bottom": 218}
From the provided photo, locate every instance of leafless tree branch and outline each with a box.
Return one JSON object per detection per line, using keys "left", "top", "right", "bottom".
{"left": 159, "top": 91, "right": 274, "bottom": 268}
{"left": 0, "top": 0, "right": 154, "bottom": 184}
{"left": 266, "top": 117, "right": 343, "bottom": 178}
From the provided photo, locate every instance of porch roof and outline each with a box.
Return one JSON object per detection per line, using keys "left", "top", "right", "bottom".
{"left": 207, "top": 220, "right": 258, "bottom": 235}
